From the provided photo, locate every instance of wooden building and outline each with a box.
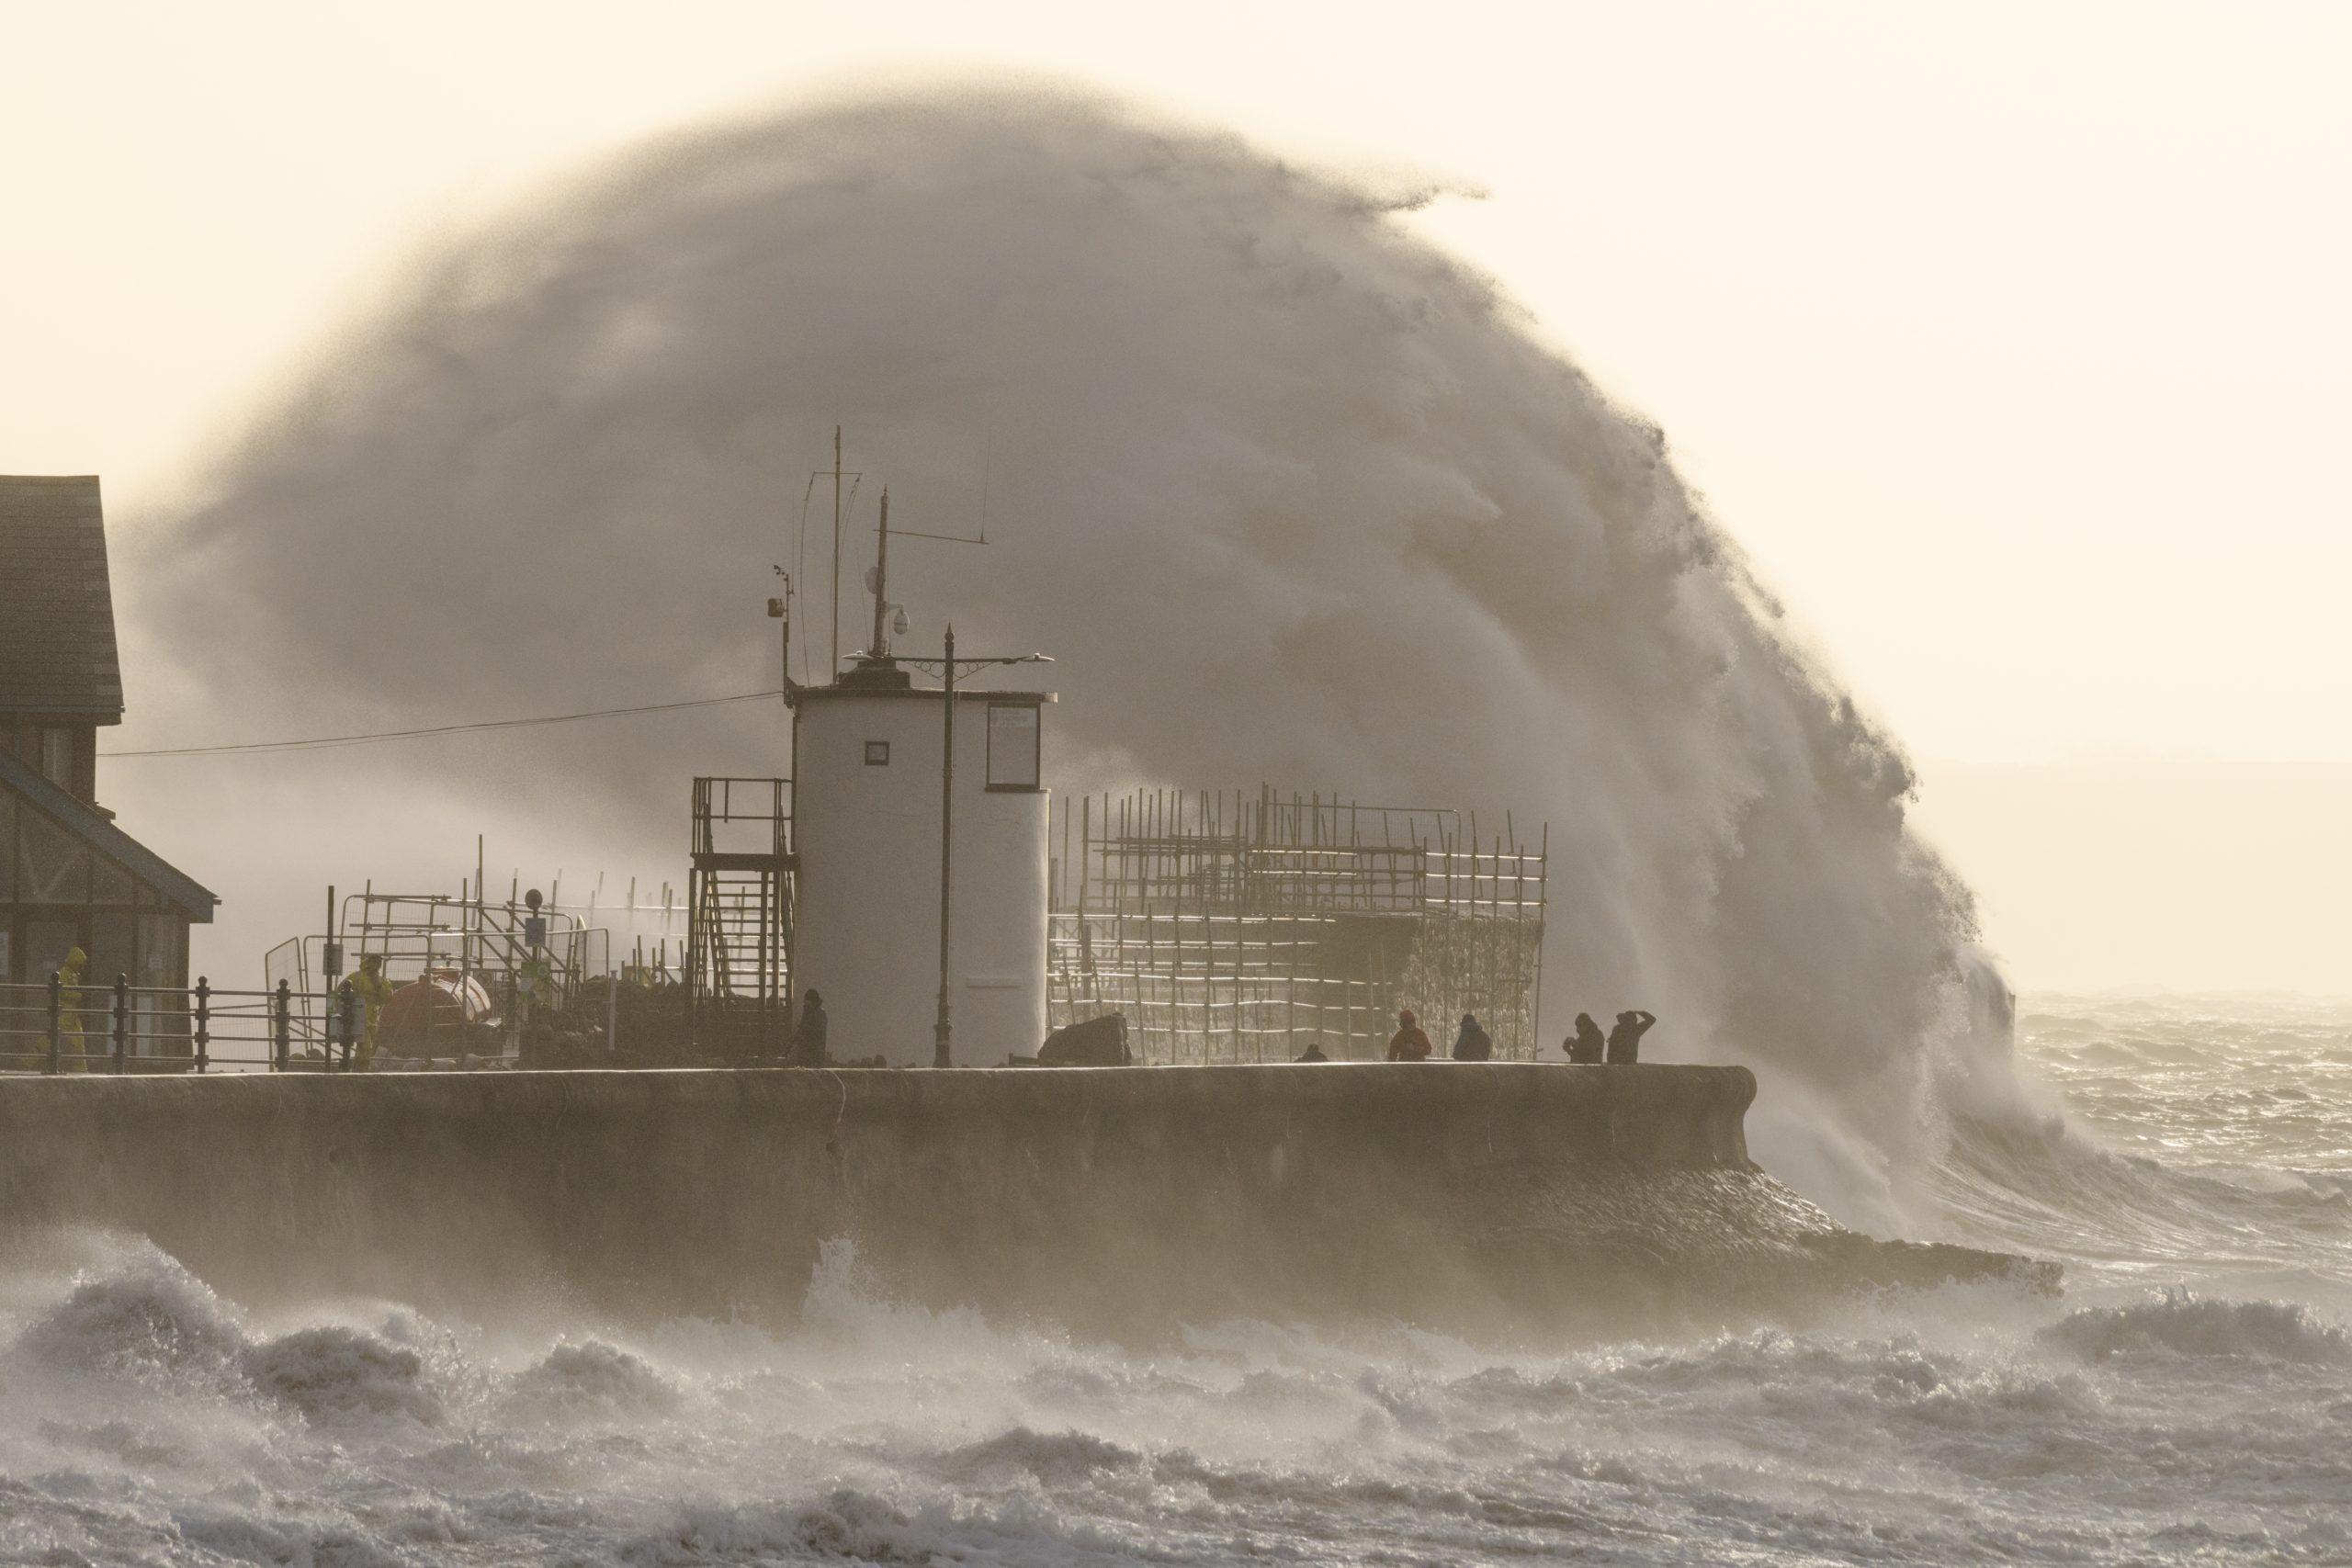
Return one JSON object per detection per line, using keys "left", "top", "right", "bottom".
{"left": 1, "top": 476, "right": 216, "bottom": 1021}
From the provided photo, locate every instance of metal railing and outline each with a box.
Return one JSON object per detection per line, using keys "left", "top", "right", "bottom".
{"left": 0, "top": 973, "right": 378, "bottom": 1074}
{"left": 692, "top": 774, "right": 792, "bottom": 857}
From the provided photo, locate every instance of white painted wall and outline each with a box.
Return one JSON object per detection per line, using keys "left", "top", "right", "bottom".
{"left": 791, "top": 688, "right": 1049, "bottom": 1066}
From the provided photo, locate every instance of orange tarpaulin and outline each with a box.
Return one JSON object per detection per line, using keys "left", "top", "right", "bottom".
{"left": 379, "top": 973, "right": 494, "bottom": 1048}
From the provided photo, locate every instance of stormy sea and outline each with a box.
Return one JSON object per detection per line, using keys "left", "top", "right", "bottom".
{"left": 18, "top": 87, "right": 2339, "bottom": 1564}
{"left": 4, "top": 994, "right": 2346, "bottom": 1566}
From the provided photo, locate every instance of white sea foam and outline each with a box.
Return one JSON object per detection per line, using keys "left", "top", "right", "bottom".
{"left": 3, "top": 997, "right": 2343, "bottom": 1565}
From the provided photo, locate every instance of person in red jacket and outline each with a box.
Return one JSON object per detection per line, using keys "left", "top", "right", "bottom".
{"left": 1386, "top": 1009, "right": 1433, "bottom": 1061}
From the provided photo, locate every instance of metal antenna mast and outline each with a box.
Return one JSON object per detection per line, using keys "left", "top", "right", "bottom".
{"left": 829, "top": 425, "right": 843, "bottom": 682}
{"left": 800, "top": 431, "right": 860, "bottom": 683}
{"left": 869, "top": 491, "right": 891, "bottom": 656}
{"left": 860, "top": 491, "right": 986, "bottom": 661}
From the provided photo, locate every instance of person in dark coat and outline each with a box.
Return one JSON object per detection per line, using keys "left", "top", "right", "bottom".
{"left": 1566, "top": 1012, "right": 1606, "bottom": 1064}
{"left": 1294, "top": 1042, "right": 1330, "bottom": 1063}
{"left": 1605, "top": 1009, "right": 1657, "bottom": 1064}
{"left": 1451, "top": 1013, "right": 1493, "bottom": 1061}
{"left": 794, "top": 988, "right": 829, "bottom": 1066}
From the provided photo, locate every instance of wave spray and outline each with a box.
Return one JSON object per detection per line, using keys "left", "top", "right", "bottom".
{"left": 136, "top": 88, "right": 1992, "bottom": 1205}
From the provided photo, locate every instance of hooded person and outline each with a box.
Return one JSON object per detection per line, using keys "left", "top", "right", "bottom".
{"left": 1451, "top": 1012, "right": 1494, "bottom": 1061}
{"left": 347, "top": 953, "right": 395, "bottom": 1069}
{"left": 1386, "top": 1009, "right": 1433, "bottom": 1062}
{"left": 1566, "top": 1012, "right": 1606, "bottom": 1065}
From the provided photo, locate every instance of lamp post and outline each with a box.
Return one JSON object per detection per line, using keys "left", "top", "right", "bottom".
{"left": 935, "top": 626, "right": 956, "bottom": 1068}
{"left": 899, "top": 636, "right": 1053, "bottom": 1069}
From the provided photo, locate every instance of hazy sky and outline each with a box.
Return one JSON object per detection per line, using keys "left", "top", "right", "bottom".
{"left": 5, "top": 1, "right": 2346, "bottom": 988}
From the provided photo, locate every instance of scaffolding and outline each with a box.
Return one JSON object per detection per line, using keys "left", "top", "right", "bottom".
{"left": 264, "top": 886, "right": 614, "bottom": 1057}
{"left": 1048, "top": 786, "right": 1546, "bottom": 1062}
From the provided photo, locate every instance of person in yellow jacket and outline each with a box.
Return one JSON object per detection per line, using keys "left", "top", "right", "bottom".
{"left": 347, "top": 953, "right": 395, "bottom": 1069}
{"left": 54, "top": 945, "right": 89, "bottom": 1072}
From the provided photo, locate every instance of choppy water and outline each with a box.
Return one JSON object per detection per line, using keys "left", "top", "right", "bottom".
{"left": 6, "top": 997, "right": 2350, "bottom": 1566}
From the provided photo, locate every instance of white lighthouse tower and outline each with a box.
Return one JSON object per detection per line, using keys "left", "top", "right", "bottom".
{"left": 786, "top": 494, "right": 1053, "bottom": 1066}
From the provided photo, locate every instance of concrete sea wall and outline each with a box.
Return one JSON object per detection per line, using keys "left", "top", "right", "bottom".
{"left": 0, "top": 1064, "right": 2025, "bottom": 1334}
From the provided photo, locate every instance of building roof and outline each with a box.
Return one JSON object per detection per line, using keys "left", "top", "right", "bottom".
{"left": 0, "top": 748, "right": 217, "bottom": 920}
{"left": 0, "top": 476, "right": 124, "bottom": 721}
{"left": 795, "top": 685, "right": 1057, "bottom": 706}
{"left": 793, "top": 654, "right": 1057, "bottom": 706}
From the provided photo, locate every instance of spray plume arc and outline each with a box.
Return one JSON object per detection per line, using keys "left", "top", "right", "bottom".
{"left": 130, "top": 88, "right": 1998, "bottom": 1190}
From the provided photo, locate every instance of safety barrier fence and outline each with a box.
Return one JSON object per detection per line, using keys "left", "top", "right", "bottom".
{"left": 0, "top": 975, "right": 373, "bottom": 1074}
{"left": 269, "top": 900, "right": 609, "bottom": 1022}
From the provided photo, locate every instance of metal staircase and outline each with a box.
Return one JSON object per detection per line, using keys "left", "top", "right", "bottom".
{"left": 684, "top": 776, "right": 794, "bottom": 1057}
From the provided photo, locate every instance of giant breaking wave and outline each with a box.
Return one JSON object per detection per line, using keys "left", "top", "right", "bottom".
{"left": 129, "top": 88, "right": 1991, "bottom": 1205}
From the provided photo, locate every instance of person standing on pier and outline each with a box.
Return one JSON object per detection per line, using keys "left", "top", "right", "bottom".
{"left": 1386, "top": 1009, "right": 1432, "bottom": 1061}
{"left": 1566, "top": 1012, "right": 1606, "bottom": 1064}
{"left": 348, "top": 954, "right": 394, "bottom": 1070}
{"left": 1451, "top": 1013, "right": 1493, "bottom": 1061}
{"left": 55, "top": 945, "right": 89, "bottom": 1072}
{"left": 794, "top": 988, "right": 829, "bottom": 1066}
{"left": 1606, "top": 1009, "right": 1657, "bottom": 1064}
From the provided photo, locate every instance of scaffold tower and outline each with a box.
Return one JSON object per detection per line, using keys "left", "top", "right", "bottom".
{"left": 1047, "top": 785, "right": 1546, "bottom": 1062}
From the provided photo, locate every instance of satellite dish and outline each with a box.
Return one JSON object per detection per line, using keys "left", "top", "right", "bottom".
{"left": 864, "top": 567, "right": 880, "bottom": 592}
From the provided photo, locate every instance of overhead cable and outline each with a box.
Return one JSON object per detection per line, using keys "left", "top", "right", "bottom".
{"left": 100, "top": 690, "right": 786, "bottom": 759}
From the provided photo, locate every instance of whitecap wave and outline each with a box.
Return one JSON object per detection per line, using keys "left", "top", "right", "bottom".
{"left": 243, "top": 1325, "right": 445, "bottom": 1426}
{"left": 8, "top": 1256, "right": 243, "bottom": 1386}
{"left": 506, "top": 1339, "right": 683, "bottom": 1419}
{"left": 2041, "top": 1292, "right": 2352, "bottom": 1365}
